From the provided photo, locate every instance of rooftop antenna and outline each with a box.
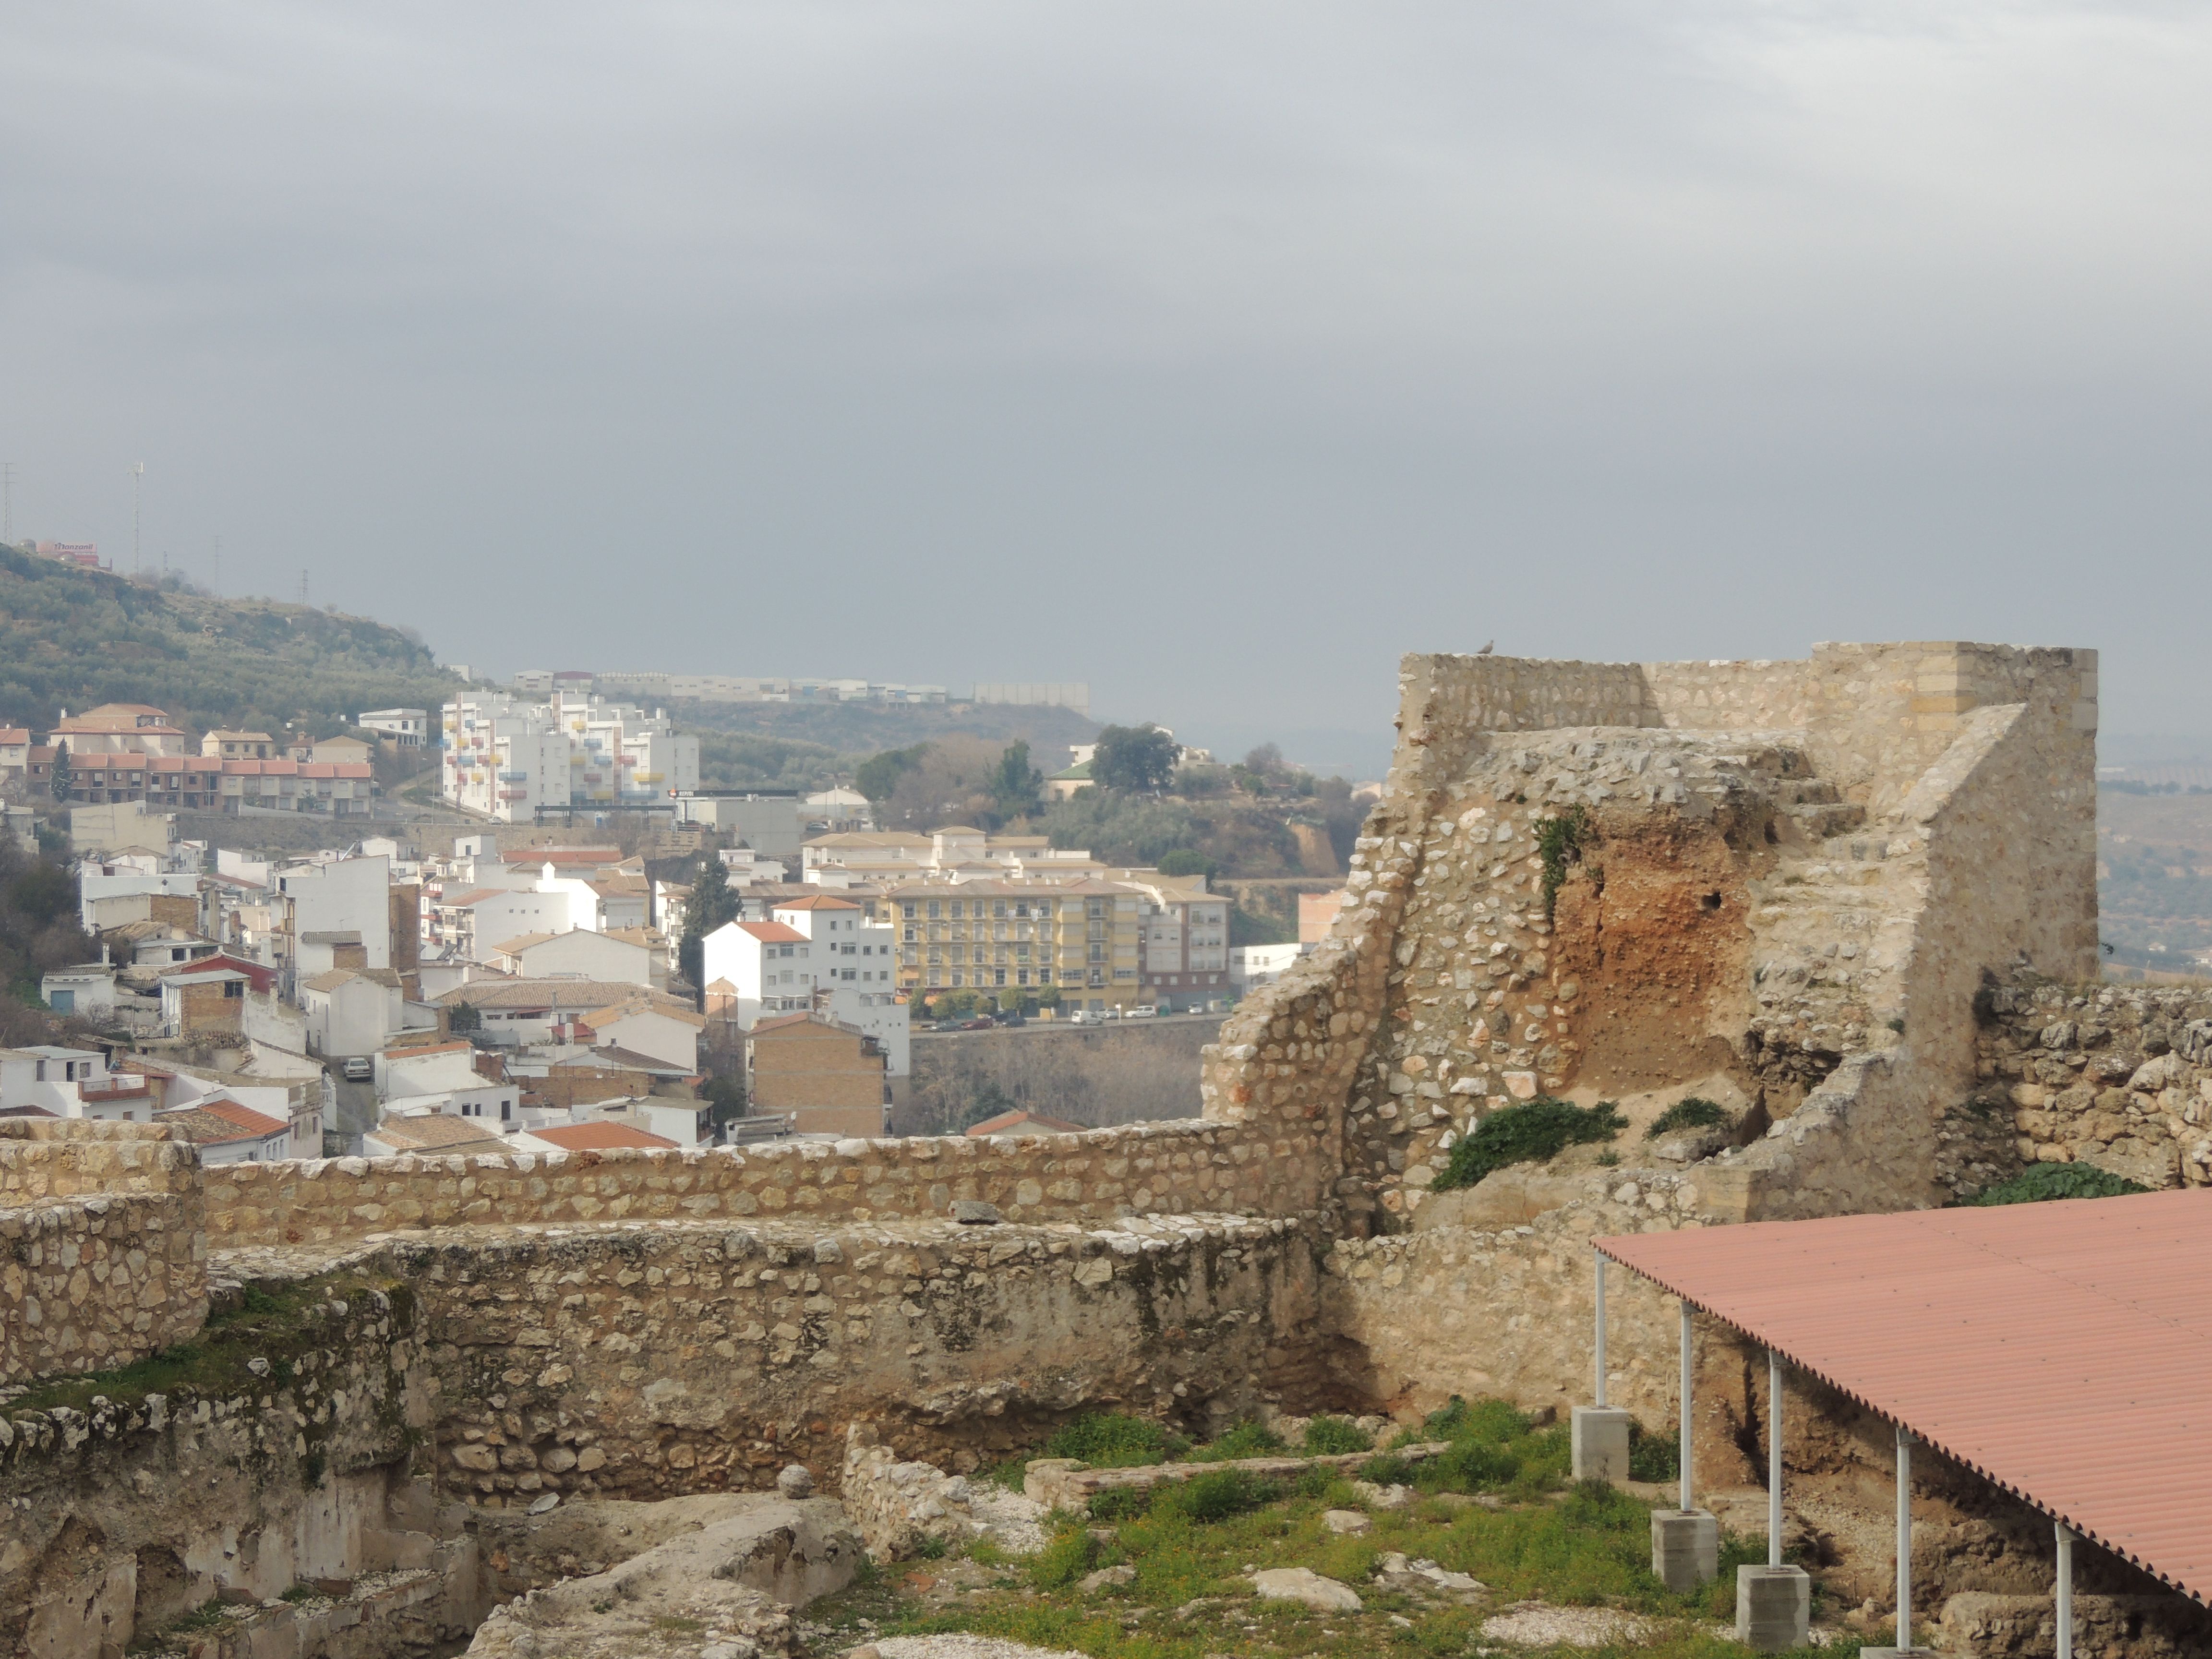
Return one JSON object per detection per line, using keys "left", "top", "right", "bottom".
{"left": 131, "top": 461, "right": 144, "bottom": 576}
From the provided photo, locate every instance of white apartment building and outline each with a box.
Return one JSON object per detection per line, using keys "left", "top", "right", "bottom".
{"left": 358, "top": 709, "right": 429, "bottom": 747}
{"left": 700, "top": 894, "right": 907, "bottom": 1074}
{"left": 442, "top": 690, "right": 698, "bottom": 821}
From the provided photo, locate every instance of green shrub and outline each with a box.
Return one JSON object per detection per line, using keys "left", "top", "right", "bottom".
{"left": 1644, "top": 1096, "right": 1731, "bottom": 1140}
{"left": 1358, "top": 1454, "right": 1417, "bottom": 1486}
{"left": 1426, "top": 1395, "right": 1529, "bottom": 1443}
{"left": 1301, "top": 1415, "right": 1373, "bottom": 1455}
{"left": 1042, "top": 1412, "right": 1178, "bottom": 1467}
{"left": 1430, "top": 1439, "right": 1518, "bottom": 1491}
{"left": 1432, "top": 1098, "right": 1625, "bottom": 1191}
{"left": 1028, "top": 1527, "right": 1099, "bottom": 1589}
{"left": 279, "top": 1584, "right": 317, "bottom": 1605}
{"left": 1970, "top": 1164, "right": 2151, "bottom": 1205}
{"left": 1088, "top": 1486, "right": 1151, "bottom": 1523}
{"left": 1628, "top": 1424, "right": 1681, "bottom": 1482}
{"left": 1168, "top": 1468, "right": 1277, "bottom": 1522}
{"left": 1562, "top": 1476, "right": 1644, "bottom": 1530}
{"left": 1191, "top": 1420, "right": 1285, "bottom": 1461}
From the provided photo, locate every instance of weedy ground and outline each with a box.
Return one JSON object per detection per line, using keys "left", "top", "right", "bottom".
{"left": 803, "top": 1402, "right": 1874, "bottom": 1659}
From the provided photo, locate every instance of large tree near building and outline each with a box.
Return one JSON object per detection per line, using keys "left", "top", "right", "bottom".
{"left": 989, "top": 740, "right": 1043, "bottom": 821}
{"left": 47, "top": 741, "right": 70, "bottom": 804}
{"left": 1091, "top": 724, "right": 1181, "bottom": 793}
{"left": 677, "top": 849, "right": 742, "bottom": 999}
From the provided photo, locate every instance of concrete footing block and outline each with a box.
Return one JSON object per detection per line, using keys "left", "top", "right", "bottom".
{"left": 1735, "top": 1564, "right": 1811, "bottom": 1652}
{"left": 1650, "top": 1508, "right": 1719, "bottom": 1591}
{"left": 1857, "top": 1648, "right": 1938, "bottom": 1657}
{"left": 1570, "top": 1406, "right": 1632, "bottom": 1482}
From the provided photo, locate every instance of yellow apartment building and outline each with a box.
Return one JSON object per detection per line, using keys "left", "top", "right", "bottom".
{"left": 887, "top": 878, "right": 1145, "bottom": 1011}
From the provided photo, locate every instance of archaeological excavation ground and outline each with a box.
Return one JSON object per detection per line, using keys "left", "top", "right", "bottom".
{"left": 8, "top": 640, "right": 2210, "bottom": 1658}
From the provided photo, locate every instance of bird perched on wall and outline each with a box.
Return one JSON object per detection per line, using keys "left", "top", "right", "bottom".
{"left": 1477, "top": 640, "right": 1494, "bottom": 655}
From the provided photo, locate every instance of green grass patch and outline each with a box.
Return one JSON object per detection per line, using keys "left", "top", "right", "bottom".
{"left": 1300, "top": 1415, "right": 1373, "bottom": 1455}
{"left": 1970, "top": 1164, "right": 2151, "bottom": 1204}
{"left": 1044, "top": 1412, "right": 1185, "bottom": 1468}
{"left": 1189, "top": 1420, "right": 1286, "bottom": 1462}
{"left": 1432, "top": 1098, "right": 1624, "bottom": 1192}
{"left": 1645, "top": 1096, "right": 1731, "bottom": 1139}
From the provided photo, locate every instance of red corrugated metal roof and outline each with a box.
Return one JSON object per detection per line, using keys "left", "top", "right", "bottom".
{"left": 1597, "top": 1189, "right": 2212, "bottom": 1605}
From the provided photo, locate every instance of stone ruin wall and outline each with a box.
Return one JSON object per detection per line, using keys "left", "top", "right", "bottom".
{"left": 1977, "top": 980, "right": 2212, "bottom": 1188}
{"left": 0, "top": 1122, "right": 207, "bottom": 1383}
{"left": 0, "top": 1279, "right": 458, "bottom": 1659}
{"left": 198, "top": 1117, "right": 1329, "bottom": 1250}
{"left": 382, "top": 1210, "right": 1325, "bottom": 1510}
{"left": 1205, "top": 640, "right": 2099, "bottom": 1450}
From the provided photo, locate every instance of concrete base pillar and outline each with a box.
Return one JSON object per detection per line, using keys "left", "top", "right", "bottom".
{"left": 1650, "top": 1508, "right": 1719, "bottom": 1591}
{"left": 1735, "top": 1564, "right": 1811, "bottom": 1652}
{"left": 1859, "top": 1648, "right": 1938, "bottom": 1657}
{"left": 1570, "top": 1406, "right": 1632, "bottom": 1482}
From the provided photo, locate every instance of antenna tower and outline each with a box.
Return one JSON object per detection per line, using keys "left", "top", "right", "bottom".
{"left": 1, "top": 463, "right": 13, "bottom": 544}
{"left": 300, "top": 569, "right": 309, "bottom": 606}
{"left": 131, "top": 462, "right": 144, "bottom": 576}
{"left": 212, "top": 534, "right": 221, "bottom": 595}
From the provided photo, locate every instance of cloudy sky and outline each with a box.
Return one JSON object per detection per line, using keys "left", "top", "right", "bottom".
{"left": 3, "top": 1, "right": 2207, "bottom": 767}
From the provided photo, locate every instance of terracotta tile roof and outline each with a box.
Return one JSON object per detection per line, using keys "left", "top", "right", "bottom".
{"left": 157, "top": 1100, "right": 288, "bottom": 1144}
{"left": 0, "top": 728, "right": 30, "bottom": 745}
{"left": 965, "top": 1109, "right": 1086, "bottom": 1137}
{"left": 585, "top": 997, "right": 705, "bottom": 1030}
{"left": 735, "top": 921, "right": 807, "bottom": 943}
{"left": 492, "top": 932, "right": 559, "bottom": 955}
{"left": 773, "top": 895, "right": 861, "bottom": 911}
{"left": 1597, "top": 1189, "right": 2212, "bottom": 1609}
{"left": 301, "top": 969, "right": 365, "bottom": 993}
{"left": 529, "top": 1121, "right": 677, "bottom": 1152}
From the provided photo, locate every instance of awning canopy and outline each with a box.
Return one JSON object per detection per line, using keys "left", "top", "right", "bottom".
{"left": 1597, "top": 1189, "right": 2212, "bottom": 1605}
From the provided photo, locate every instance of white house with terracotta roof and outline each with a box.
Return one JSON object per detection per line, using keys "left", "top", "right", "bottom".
{"left": 157, "top": 1099, "right": 292, "bottom": 1163}
{"left": 363, "top": 1112, "right": 509, "bottom": 1158}
{"left": 48, "top": 703, "right": 191, "bottom": 759}
{"left": 699, "top": 894, "right": 906, "bottom": 1074}
{"left": 580, "top": 994, "right": 704, "bottom": 1071}
{"left": 514, "top": 1120, "right": 678, "bottom": 1156}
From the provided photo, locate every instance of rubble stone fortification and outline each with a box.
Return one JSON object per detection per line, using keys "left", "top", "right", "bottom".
{"left": 0, "top": 640, "right": 2112, "bottom": 1655}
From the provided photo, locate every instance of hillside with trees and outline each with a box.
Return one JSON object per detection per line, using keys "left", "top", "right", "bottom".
{"left": 851, "top": 724, "right": 1373, "bottom": 943}
{"left": 0, "top": 543, "right": 457, "bottom": 736}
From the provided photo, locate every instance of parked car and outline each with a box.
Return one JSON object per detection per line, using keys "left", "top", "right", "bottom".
{"left": 962, "top": 1017, "right": 995, "bottom": 1031}
{"left": 997, "top": 1012, "right": 1026, "bottom": 1028}
{"left": 931, "top": 1018, "right": 965, "bottom": 1032}
{"left": 1127, "top": 1004, "right": 1158, "bottom": 1020}
{"left": 341, "top": 1056, "right": 373, "bottom": 1082}
{"left": 1068, "top": 1010, "right": 1098, "bottom": 1026}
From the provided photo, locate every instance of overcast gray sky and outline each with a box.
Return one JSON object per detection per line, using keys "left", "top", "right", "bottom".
{"left": 3, "top": 1, "right": 2208, "bottom": 765}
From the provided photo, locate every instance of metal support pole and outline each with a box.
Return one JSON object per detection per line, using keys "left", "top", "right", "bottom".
{"left": 1678, "top": 1300, "right": 1694, "bottom": 1513}
{"left": 2056, "top": 1523, "right": 2074, "bottom": 1659}
{"left": 1896, "top": 1426, "right": 1913, "bottom": 1651}
{"left": 1594, "top": 1251, "right": 1608, "bottom": 1407}
{"left": 1767, "top": 1348, "right": 1783, "bottom": 1568}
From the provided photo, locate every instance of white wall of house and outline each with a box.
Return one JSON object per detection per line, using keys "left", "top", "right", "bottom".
{"left": 509, "top": 929, "right": 654, "bottom": 985}
{"left": 589, "top": 1007, "right": 701, "bottom": 1070}
{"left": 304, "top": 977, "right": 397, "bottom": 1057}
{"left": 78, "top": 872, "right": 197, "bottom": 931}
{"left": 40, "top": 967, "right": 116, "bottom": 1019}
{"left": 776, "top": 903, "right": 908, "bottom": 1077}
{"left": 280, "top": 855, "right": 393, "bottom": 970}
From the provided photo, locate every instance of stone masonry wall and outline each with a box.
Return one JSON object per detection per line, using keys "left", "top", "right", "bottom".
{"left": 201, "top": 1118, "right": 1329, "bottom": 1251}
{"left": 0, "top": 1122, "right": 207, "bottom": 1383}
{"left": 0, "top": 1194, "right": 205, "bottom": 1384}
{"left": 1977, "top": 979, "right": 2212, "bottom": 1188}
{"left": 0, "top": 1280, "right": 444, "bottom": 1659}
{"left": 380, "top": 1211, "right": 1326, "bottom": 1508}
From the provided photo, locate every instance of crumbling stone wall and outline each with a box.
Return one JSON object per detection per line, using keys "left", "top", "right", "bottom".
{"left": 201, "top": 1118, "right": 1327, "bottom": 1250}
{"left": 0, "top": 1122, "right": 206, "bottom": 1382}
{"left": 0, "top": 1281, "right": 457, "bottom": 1659}
{"left": 384, "top": 1211, "right": 1323, "bottom": 1509}
{"left": 1977, "top": 979, "right": 2212, "bottom": 1189}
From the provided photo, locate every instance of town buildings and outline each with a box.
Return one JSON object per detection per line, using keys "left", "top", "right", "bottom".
{"left": 441, "top": 689, "right": 698, "bottom": 821}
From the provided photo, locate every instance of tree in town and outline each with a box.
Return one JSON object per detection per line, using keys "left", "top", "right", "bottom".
{"left": 447, "top": 1000, "right": 482, "bottom": 1034}
{"left": 989, "top": 740, "right": 1044, "bottom": 821}
{"left": 678, "top": 850, "right": 742, "bottom": 997}
{"left": 1091, "top": 724, "right": 1181, "bottom": 793}
{"left": 855, "top": 743, "right": 929, "bottom": 806}
{"left": 47, "top": 741, "right": 71, "bottom": 804}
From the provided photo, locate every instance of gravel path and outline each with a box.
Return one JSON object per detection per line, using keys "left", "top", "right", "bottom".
{"left": 1478, "top": 1605, "right": 1651, "bottom": 1648}
{"left": 874, "top": 1638, "right": 1087, "bottom": 1659}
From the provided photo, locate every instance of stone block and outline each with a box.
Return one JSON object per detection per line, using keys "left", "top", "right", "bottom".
{"left": 1569, "top": 1406, "right": 1631, "bottom": 1482}
{"left": 1735, "top": 1564, "right": 1810, "bottom": 1652}
{"left": 1649, "top": 1508, "right": 1719, "bottom": 1591}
